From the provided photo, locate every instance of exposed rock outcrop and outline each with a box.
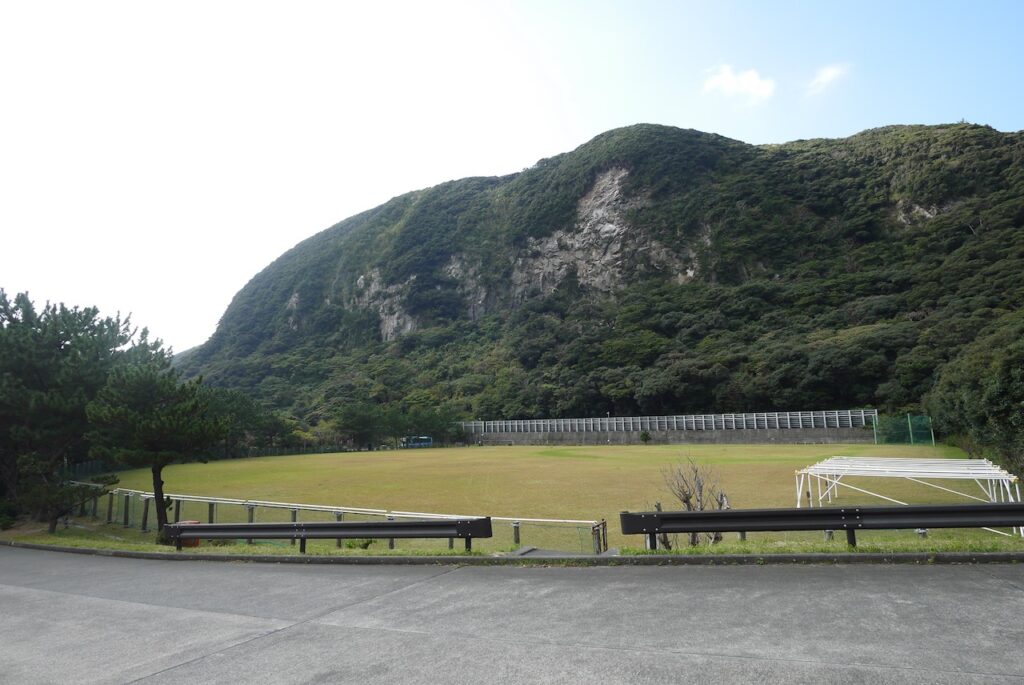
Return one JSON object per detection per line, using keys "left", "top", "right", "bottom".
{"left": 509, "top": 167, "right": 693, "bottom": 303}
{"left": 351, "top": 268, "right": 417, "bottom": 341}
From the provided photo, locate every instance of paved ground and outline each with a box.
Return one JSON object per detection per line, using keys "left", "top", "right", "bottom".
{"left": 2, "top": 546, "right": 1023, "bottom": 684}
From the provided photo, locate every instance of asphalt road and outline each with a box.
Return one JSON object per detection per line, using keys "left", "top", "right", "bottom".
{"left": 2, "top": 546, "right": 1023, "bottom": 684}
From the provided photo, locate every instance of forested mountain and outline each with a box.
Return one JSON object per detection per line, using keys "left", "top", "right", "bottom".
{"left": 179, "top": 123, "right": 1024, "bottom": 438}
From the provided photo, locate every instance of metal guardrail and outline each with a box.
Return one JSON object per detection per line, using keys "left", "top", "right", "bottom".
{"left": 165, "top": 518, "right": 493, "bottom": 553}
{"left": 460, "top": 409, "right": 877, "bottom": 434}
{"left": 620, "top": 503, "right": 1024, "bottom": 548}
{"left": 79, "top": 485, "right": 608, "bottom": 554}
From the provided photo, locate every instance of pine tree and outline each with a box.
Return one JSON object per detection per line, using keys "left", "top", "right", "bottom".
{"left": 87, "top": 362, "right": 226, "bottom": 541}
{"left": 0, "top": 290, "right": 130, "bottom": 531}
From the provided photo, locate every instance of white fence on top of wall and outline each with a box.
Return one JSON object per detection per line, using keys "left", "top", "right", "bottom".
{"left": 459, "top": 409, "right": 878, "bottom": 435}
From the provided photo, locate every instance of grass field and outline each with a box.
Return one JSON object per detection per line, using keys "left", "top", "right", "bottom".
{"left": 91, "top": 442, "right": 1024, "bottom": 554}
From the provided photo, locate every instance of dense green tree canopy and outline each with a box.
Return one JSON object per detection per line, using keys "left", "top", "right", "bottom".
{"left": 178, "top": 124, "right": 1023, "bottom": 437}
{"left": 0, "top": 290, "right": 134, "bottom": 530}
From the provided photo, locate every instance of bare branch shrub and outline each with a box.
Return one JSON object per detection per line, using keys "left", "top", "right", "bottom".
{"left": 662, "top": 459, "right": 731, "bottom": 546}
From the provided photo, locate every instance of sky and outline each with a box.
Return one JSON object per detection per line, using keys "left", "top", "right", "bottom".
{"left": 2, "top": 0, "right": 1022, "bottom": 352}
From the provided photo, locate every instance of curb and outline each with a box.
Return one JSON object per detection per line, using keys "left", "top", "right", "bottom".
{"left": 3, "top": 540, "right": 1023, "bottom": 565}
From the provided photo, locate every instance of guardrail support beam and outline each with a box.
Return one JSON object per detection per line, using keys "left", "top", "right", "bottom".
{"left": 846, "top": 529, "right": 857, "bottom": 547}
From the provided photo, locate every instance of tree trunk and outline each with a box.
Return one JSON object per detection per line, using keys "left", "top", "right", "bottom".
{"left": 151, "top": 464, "right": 170, "bottom": 544}
{"left": 47, "top": 515, "right": 59, "bottom": 534}
{"left": 0, "top": 457, "right": 18, "bottom": 503}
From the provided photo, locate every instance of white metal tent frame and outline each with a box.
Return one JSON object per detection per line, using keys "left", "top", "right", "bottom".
{"left": 795, "top": 456, "right": 1022, "bottom": 537}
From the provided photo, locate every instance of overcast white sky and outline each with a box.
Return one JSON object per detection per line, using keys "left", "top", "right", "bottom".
{"left": 2, "top": 1, "right": 1021, "bottom": 351}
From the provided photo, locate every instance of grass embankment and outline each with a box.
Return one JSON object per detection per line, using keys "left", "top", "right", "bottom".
{"left": 9, "top": 443, "right": 1021, "bottom": 556}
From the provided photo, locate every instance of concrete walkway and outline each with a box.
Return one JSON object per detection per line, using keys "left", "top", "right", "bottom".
{"left": 2, "top": 545, "right": 1022, "bottom": 683}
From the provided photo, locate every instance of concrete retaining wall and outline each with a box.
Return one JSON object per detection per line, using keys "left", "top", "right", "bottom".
{"left": 476, "top": 426, "right": 873, "bottom": 446}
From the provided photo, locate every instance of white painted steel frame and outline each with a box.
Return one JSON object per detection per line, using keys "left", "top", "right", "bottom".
{"left": 461, "top": 409, "right": 877, "bottom": 434}
{"left": 795, "top": 457, "right": 1022, "bottom": 536}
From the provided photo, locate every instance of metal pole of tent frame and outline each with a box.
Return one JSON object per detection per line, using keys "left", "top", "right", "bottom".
{"left": 1001, "top": 481, "right": 1017, "bottom": 535}
{"left": 1011, "top": 481, "right": 1019, "bottom": 532}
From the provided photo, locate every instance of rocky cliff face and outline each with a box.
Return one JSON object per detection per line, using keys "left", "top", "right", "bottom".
{"left": 350, "top": 268, "right": 418, "bottom": 341}
{"left": 345, "top": 166, "right": 696, "bottom": 339}
{"left": 509, "top": 167, "right": 693, "bottom": 302}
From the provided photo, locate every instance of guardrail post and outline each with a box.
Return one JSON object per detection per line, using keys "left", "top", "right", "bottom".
{"left": 299, "top": 537, "right": 307, "bottom": 554}
{"left": 387, "top": 514, "right": 395, "bottom": 549}
{"left": 512, "top": 521, "right": 520, "bottom": 546}
{"left": 465, "top": 536, "right": 472, "bottom": 552}
{"left": 173, "top": 499, "right": 181, "bottom": 523}
{"left": 591, "top": 525, "right": 602, "bottom": 555}
{"left": 647, "top": 533, "right": 657, "bottom": 551}
{"left": 247, "top": 505, "right": 255, "bottom": 544}
{"left": 846, "top": 529, "right": 857, "bottom": 547}
{"left": 824, "top": 530, "right": 834, "bottom": 541}
{"left": 448, "top": 537, "right": 454, "bottom": 549}
{"left": 106, "top": 492, "right": 114, "bottom": 523}
{"left": 140, "top": 497, "right": 150, "bottom": 532}
{"left": 122, "top": 494, "right": 131, "bottom": 527}
{"left": 291, "top": 509, "right": 298, "bottom": 546}
{"left": 335, "top": 512, "right": 344, "bottom": 548}
{"left": 207, "top": 502, "right": 216, "bottom": 524}
{"left": 738, "top": 531, "right": 746, "bottom": 541}
{"left": 601, "top": 519, "right": 608, "bottom": 552}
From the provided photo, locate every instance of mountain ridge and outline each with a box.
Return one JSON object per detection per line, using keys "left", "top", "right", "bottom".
{"left": 178, "top": 122, "right": 1024, "bottom": 429}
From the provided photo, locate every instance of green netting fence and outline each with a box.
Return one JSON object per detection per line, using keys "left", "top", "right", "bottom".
{"left": 873, "top": 414, "right": 935, "bottom": 445}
